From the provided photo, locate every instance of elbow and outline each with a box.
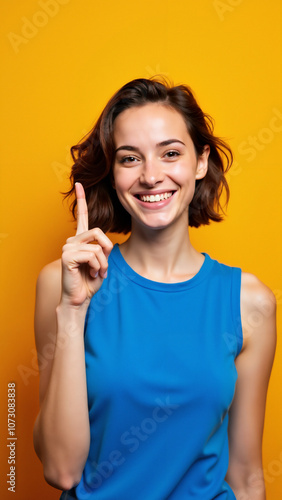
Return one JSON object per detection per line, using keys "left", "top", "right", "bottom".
{"left": 33, "top": 416, "right": 86, "bottom": 490}
{"left": 226, "top": 465, "right": 266, "bottom": 499}
{"left": 43, "top": 465, "right": 83, "bottom": 491}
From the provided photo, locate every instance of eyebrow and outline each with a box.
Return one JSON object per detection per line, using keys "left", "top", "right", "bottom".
{"left": 115, "top": 139, "right": 186, "bottom": 154}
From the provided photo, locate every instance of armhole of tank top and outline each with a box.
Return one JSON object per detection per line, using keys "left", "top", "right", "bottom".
{"left": 231, "top": 267, "right": 243, "bottom": 357}
{"left": 60, "top": 488, "right": 77, "bottom": 499}
{"left": 83, "top": 303, "right": 91, "bottom": 336}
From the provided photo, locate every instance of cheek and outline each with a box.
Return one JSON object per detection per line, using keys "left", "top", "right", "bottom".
{"left": 113, "top": 168, "right": 136, "bottom": 195}
{"left": 113, "top": 173, "right": 126, "bottom": 196}
{"left": 171, "top": 161, "right": 196, "bottom": 184}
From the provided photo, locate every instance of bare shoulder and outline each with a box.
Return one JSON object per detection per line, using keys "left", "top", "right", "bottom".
{"left": 241, "top": 271, "right": 276, "bottom": 315}
{"left": 36, "top": 258, "right": 62, "bottom": 291}
{"left": 35, "top": 258, "right": 62, "bottom": 347}
{"left": 240, "top": 271, "right": 277, "bottom": 351}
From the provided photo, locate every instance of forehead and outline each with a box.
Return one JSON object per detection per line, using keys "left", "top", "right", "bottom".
{"left": 113, "top": 103, "right": 189, "bottom": 142}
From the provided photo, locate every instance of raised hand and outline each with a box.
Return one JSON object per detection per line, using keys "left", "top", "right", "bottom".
{"left": 60, "top": 182, "right": 113, "bottom": 307}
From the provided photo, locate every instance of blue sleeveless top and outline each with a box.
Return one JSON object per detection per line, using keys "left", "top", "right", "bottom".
{"left": 61, "top": 244, "right": 242, "bottom": 499}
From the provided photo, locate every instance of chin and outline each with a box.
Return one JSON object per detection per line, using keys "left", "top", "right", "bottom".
{"left": 135, "top": 217, "right": 175, "bottom": 231}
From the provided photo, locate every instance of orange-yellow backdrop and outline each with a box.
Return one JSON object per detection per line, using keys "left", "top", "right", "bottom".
{"left": 1, "top": 1, "right": 281, "bottom": 498}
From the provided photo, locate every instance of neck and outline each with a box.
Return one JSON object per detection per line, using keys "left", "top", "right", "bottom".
{"left": 119, "top": 217, "right": 204, "bottom": 282}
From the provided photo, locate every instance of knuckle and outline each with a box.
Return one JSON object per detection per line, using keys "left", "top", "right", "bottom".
{"left": 90, "top": 227, "right": 99, "bottom": 238}
{"left": 92, "top": 227, "right": 105, "bottom": 238}
{"left": 61, "top": 250, "right": 70, "bottom": 263}
{"left": 94, "top": 244, "right": 103, "bottom": 255}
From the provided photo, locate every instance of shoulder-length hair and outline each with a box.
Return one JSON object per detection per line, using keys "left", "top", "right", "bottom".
{"left": 64, "top": 77, "right": 233, "bottom": 233}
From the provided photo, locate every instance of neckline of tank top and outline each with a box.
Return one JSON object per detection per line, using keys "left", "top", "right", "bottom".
{"left": 109, "top": 244, "right": 215, "bottom": 292}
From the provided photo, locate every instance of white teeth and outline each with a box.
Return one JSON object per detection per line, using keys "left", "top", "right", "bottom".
{"left": 139, "top": 192, "right": 173, "bottom": 203}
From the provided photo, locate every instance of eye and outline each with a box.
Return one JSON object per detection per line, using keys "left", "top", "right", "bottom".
{"left": 120, "top": 156, "right": 138, "bottom": 164}
{"left": 164, "top": 151, "right": 180, "bottom": 159}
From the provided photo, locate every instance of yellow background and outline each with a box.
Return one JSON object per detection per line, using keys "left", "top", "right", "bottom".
{"left": 1, "top": 0, "right": 281, "bottom": 498}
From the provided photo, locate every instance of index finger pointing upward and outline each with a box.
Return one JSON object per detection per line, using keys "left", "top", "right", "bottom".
{"left": 75, "top": 182, "right": 89, "bottom": 235}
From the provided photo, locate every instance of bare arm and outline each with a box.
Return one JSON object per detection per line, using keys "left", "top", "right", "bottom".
{"left": 33, "top": 271, "right": 91, "bottom": 491}
{"left": 226, "top": 272, "right": 277, "bottom": 499}
{"left": 33, "top": 183, "right": 113, "bottom": 490}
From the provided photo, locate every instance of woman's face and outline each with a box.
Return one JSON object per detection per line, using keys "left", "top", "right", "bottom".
{"left": 112, "top": 103, "right": 209, "bottom": 231}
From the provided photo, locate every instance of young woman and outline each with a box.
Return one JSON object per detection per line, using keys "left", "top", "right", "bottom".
{"left": 33, "top": 78, "right": 276, "bottom": 499}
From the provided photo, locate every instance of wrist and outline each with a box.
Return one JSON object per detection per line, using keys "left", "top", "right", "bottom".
{"left": 56, "top": 300, "right": 90, "bottom": 335}
{"left": 57, "top": 295, "right": 91, "bottom": 313}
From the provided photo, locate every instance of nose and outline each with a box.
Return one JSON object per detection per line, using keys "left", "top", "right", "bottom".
{"left": 139, "top": 157, "right": 165, "bottom": 186}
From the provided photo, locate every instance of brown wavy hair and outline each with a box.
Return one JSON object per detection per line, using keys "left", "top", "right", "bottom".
{"left": 63, "top": 76, "right": 233, "bottom": 233}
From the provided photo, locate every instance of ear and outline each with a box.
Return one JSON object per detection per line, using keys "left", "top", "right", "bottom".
{"left": 195, "top": 145, "right": 210, "bottom": 180}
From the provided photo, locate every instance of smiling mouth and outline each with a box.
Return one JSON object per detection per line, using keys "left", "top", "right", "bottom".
{"left": 135, "top": 191, "right": 175, "bottom": 203}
